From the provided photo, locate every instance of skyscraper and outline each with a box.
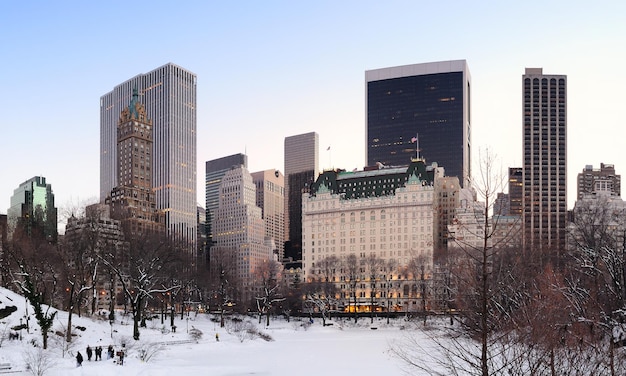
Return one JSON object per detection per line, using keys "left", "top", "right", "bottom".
{"left": 366, "top": 60, "right": 471, "bottom": 187}
{"left": 211, "top": 166, "right": 272, "bottom": 301}
{"left": 508, "top": 167, "right": 523, "bottom": 216}
{"left": 284, "top": 132, "right": 318, "bottom": 261}
{"left": 7, "top": 176, "right": 57, "bottom": 242}
{"left": 205, "top": 153, "right": 248, "bottom": 250}
{"left": 100, "top": 63, "right": 197, "bottom": 248}
{"left": 522, "top": 68, "right": 567, "bottom": 253}
{"left": 107, "top": 89, "right": 163, "bottom": 235}
{"left": 251, "top": 169, "right": 285, "bottom": 261}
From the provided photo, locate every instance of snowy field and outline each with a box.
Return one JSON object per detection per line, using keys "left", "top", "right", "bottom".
{"left": 0, "top": 288, "right": 435, "bottom": 375}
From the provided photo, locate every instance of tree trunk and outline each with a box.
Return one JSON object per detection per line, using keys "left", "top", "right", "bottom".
{"left": 133, "top": 297, "right": 142, "bottom": 340}
{"left": 66, "top": 286, "right": 75, "bottom": 343}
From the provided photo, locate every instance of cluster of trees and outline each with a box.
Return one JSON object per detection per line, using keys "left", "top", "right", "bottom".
{"left": 1, "top": 206, "right": 206, "bottom": 347}
{"left": 1, "top": 203, "right": 300, "bottom": 348}
{"left": 393, "top": 151, "right": 626, "bottom": 375}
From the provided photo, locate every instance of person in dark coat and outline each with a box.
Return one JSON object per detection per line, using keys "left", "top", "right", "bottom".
{"left": 95, "top": 346, "right": 102, "bottom": 361}
{"left": 86, "top": 345, "right": 93, "bottom": 361}
{"left": 108, "top": 345, "right": 114, "bottom": 359}
{"left": 76, "top": 351, "right": 83, "bottom": 367}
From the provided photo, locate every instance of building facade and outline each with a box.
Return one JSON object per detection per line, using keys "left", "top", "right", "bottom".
{"left": 302, "top": 160, "right": 439, "bottom": 312}
{"left": 7, "top": 176, "right": 57, "bottom": 242}
{"left": 366, "top": 60, "right": 471, "bottom": 187}
{"left": 284, "top": 132, "right": 319, "bottom": 261}
{"left": 63, "top": 204, "right": 127, "bottom": 314}
{"left": 433, "top": 175, "right": 459, "bottom": 260}
{"left": 211, "top": 166, "right": 273, "bottom": 303}
{"left": 522, "top": 68, "right": 567, "bottom": 253}
{"left": 100, "top": 63, "right": 197, "bottom": 249}
{"left": 205, "top": 153, "right": 248, "bottom": 250}
{"left": 508, "top": 167, "right": 523, "bottom": 216}
{"left": 251, "top": 169, "right": 285, "bottom": 261}
{"left": 107, "top": 89, "right": 163, "bottom": 236}
{"left": 577, "top": 163, "right": 620, "bottom": 200}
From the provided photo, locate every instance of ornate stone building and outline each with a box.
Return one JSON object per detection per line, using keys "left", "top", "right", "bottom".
{"left": 302, "top": 159, "right": 443, "bottom": 312}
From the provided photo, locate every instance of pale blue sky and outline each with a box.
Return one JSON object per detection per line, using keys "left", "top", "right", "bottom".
{"left": 1, "top": 1, "right": 625, "bottom": 224}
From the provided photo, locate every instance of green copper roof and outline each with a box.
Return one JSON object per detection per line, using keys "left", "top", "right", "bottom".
{"left": 128, "top": 88, "right": 140, "bottom": 119}
{"left": 310, "top": 159, "right": 435, "bottom": 200}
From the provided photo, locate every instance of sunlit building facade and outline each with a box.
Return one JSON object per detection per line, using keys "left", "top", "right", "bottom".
{"left": 205, "top": 153, "right": 248, "bottom": 251}
{"left": 251, "top": 169, "right": 285, "bottom": 262}
{"left": 302, "top": 160, "right": 441, "bottom": 312}
{"left": 211, "top": 166, "right": 273, "bottom": 302}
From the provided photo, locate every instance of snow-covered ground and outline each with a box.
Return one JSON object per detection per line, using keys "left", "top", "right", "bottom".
{"left": 0, "top": 288, "right": 429, "bottom": 375}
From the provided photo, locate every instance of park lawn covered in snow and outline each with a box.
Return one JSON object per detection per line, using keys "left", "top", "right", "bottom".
{"left": 0, "top": 287, "right": 433, "bottom": 375}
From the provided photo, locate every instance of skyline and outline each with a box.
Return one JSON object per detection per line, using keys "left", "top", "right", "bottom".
{"left": 1, "top": 1, "right": 625, "bottom": 227}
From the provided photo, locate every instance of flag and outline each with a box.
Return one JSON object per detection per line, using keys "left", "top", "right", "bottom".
{"left": 327, "top": 146, "right": 331, "bottom": 151}
{"left": 411, "top": 137, "right": 417, "bottom": 143}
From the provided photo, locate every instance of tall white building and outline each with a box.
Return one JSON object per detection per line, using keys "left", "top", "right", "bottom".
{"left": 522, "top": 68, "right": 567, "bottom": 253}
{"left": 212, "top": 166, "right": 273, "bottom": 301}
{"left": 100, "top": 63, "right": 197, "bottom": 250}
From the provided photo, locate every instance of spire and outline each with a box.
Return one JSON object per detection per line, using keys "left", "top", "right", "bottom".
{"left": 129, "top": 87, "right": 140, "bottom": 119}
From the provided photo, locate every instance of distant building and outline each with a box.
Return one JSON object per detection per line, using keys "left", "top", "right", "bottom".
{"left": 493, "top": 193, "right": 510, "bottom": 216}
{"left": 448, "top": 188, "right": 486, "bottom": 251}
{"left": 197, "top": 206, "right": 207, "bottom": 264}
{"left": 211, "top": 166, "right": 273, "bottom": 303}
{"left": 366, "top": 60, "right": 472, "bottom": 187}
{"left": 302, "top": 159, "right": 440, "bottom": 312}
{"left": 508, "top": 167, "right": 523, "bottom": 216}
{"left": 205, "top": 153, "right": 248, "bottom": 252}
{"left": 569, "top": 193, "right": 626, "bottom": 253}
{"left": 7, "top": 176, "right": 57, "bottom": 242}
{"left": 251, "top": 169, "right": 285, "bottom": 261}
{"left": 101, "top": 63, "right": 197, "bottom": 249}
{"left": 284, "top": 132, "right": 318, "bottom": 262}
{"left": 433, "top": 175, "right": 459, "bottom": 260}
{"left": 63, "top": 204, "right": 127, "bottom": 314}
{"left": 577, "top": 163, "right": 620, "bottom": 199}
{"left": 522, "top": 68, "right": 567, "bottom": 253}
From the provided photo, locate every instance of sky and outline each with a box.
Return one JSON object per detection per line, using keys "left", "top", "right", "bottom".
{"left": 1, "top": 1, "right": 625, "bottom": 224}
{"left": 0, "top": 286, "right": 431, "bottom": 375}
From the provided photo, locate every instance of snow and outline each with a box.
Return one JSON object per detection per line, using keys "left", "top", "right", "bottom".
{"left": 0, "top": 288, "right": 428, "bottom": 375}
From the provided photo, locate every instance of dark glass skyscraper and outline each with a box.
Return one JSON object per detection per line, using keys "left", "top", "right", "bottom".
{"left": 366, "top": 60, "right": 471, "bottom": 187}
{"left": 7, "top": 176, "right": 57, "bottom": 242}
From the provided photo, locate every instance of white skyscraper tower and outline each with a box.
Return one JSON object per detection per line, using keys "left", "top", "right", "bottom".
{"left": 100, "top": 63, "right": 197, "bottom": 251}
{"left": 212, "top": 166, "right": 272, "bottom": 301}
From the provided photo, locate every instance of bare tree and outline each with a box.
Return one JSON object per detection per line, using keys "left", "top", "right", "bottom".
{"left": 100, "top": 232, "right": 181, "bottom": 340}
{"left": 364, "top": 254, "right": 384, "bottom": 324}
{"left": 343, "top": 253, "right": 359, "bottom": 323}
{"left": 254, "top": 259, "right": 284, "bottom": 326}
{"left": 7, "top": 227, "right": 59, "bottom": 349}
{"left": 399, "top": 149, "right": 521, "bottom": 376}
{"left": 209, "top": 247, "right": 239, "bottom": 327}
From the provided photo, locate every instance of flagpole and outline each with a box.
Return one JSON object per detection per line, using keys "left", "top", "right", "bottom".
{"left": 327, "top": 146, "right": 331, "bottom": 169}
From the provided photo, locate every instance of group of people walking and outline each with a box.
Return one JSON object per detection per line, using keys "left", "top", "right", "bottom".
{"left": 76, "top": 344, "right": 124, "bottom": 367}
